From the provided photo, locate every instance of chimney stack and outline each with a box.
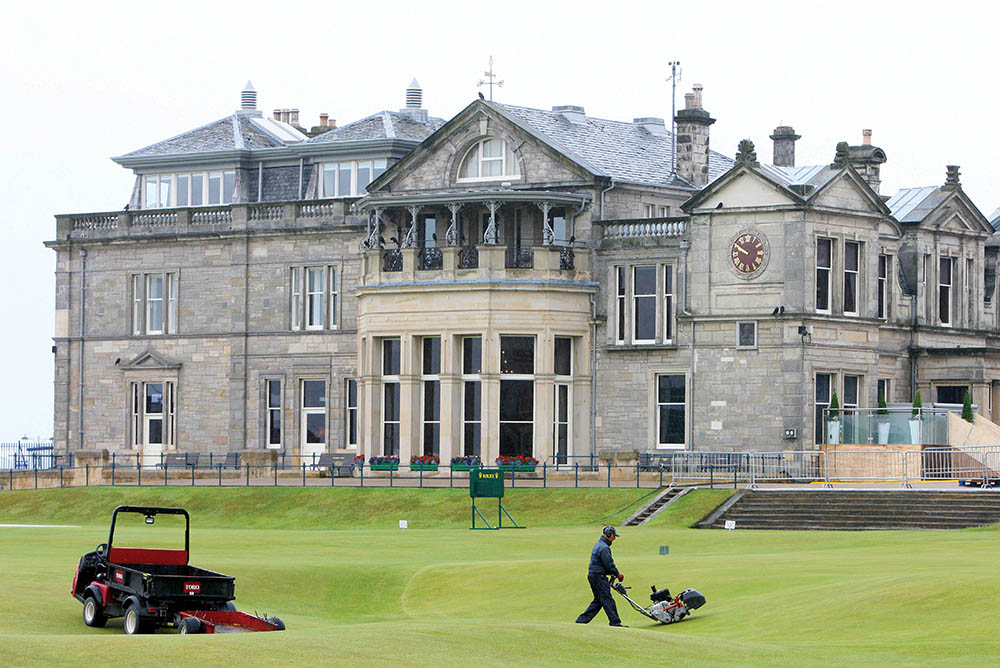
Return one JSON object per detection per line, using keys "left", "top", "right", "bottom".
{"left": 319, "top": 113, "right": 329, "bottom": 127}
{"left": 770, "top": 125, "right": 801, "bottom": 167}
{"left": 863, "top": 129, "right": 872, "bottom": 145}
{"left": 673, "top": 84, "right": 716, "bottom": 188}
{"left": 280, "top": 109, "right": 290, "bottom": 124}
{"left": 290, "top": 109, "right": 300, "bottom": 127}
{"left": 273, "top": 109, "right": 281, "bottom": 121}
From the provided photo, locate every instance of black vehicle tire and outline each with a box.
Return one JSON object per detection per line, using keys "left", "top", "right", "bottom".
{"left": 223, "top": 601, "right": 237, "bottom": 612}
{"left": 265, "top": 616, "right": 285, "bottom": 631}
{"left": 177, "top": 617, "right": 201, "bottom": 635}
{"left": 123, "top": 604, "right": 150, "bottom": 635}
{"left": 83, "top": 595, "right": 108, "bottom": 628}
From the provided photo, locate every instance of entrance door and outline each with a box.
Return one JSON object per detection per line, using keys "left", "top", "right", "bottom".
{"left": 142, "top": 382, "right": 165, "bottom": 467}
{"left": 300, "top": 379, "right": 327, "bottom": 464}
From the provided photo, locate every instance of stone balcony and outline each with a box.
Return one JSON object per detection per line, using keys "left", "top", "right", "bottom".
{"left": 54, "top": 199, "right": 365, "bottom": 241}
{"left": 360, "top": 244, "right": 591, "bottom": 287}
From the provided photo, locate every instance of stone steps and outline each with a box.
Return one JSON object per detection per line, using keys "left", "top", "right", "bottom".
{"left": 622, "top": 487, "right": 688, "bottom": 526}
{"left": 698, "top": 490, "right": 1000, "bottom": 530}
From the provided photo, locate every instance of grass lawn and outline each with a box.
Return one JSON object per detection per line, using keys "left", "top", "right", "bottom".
{"left": 1, "top": 487, "right": 999, "bottom": 667}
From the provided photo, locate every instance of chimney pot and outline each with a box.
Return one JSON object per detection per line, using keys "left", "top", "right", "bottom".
{"left": 692, "top": 84, "right": 703, "bottom": 109}
{"left": 319, "top": 113, "right": 329, "bottom": 127}
{"left": 683, "top": 92, "right": 696, "bottom": 110}
{"left": 863, "top": 129, "right": 872, "bottom": 145}
{"left": 290, "top": 109, "right": 300, "bottom": 126}
{"left": 280, "top": 108, "right": 289, "bottom": 124}
{"left": 329, "top": 118, "right": 337, "bottom": 128}
{"left": 770, "top": 125, "right": 801, "bottom": 168}
{"left": 273, "top": 109, "right": 281, "bottom": 121}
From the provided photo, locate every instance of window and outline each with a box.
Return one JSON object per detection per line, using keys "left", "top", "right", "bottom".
{"left": 131, "top": 272, "right": 177, "bottom": 336}
{"left": 966, "top": 258, "right": 974, "bottom": 326}
{"left": 816, "top": 238, "right": 831, "bottom": 312}
{"left": 345, "top": 379, "right": 358, "bottom": 449}
{"left": 551, "top": 208, "right": 569, "bottom": 245}
{"left": 290, "top": 266, "right": 338, "bottom": 330}
{"left": 815, "top": 373, "right": 832, "bottom": 444}
{"left": 664, "top": 266, "right": 674, "bottom": 344}
{"left": 382, "top": 339, "right": 401, "bottom": 456}
{"left": 142, "top": 171, "right": 234, "bottom": 208}
{"left": 939, "top": 257, "right": 953, "bottom": 325}
{"left": 266, "top": 379, "right": 282, "bottom": 449}
{"left": 500, "top": 336, "right": 534, "bottom": 457}
{"left": 844, "top": 241, "right": 859, "bottom": 316}
{"left": 843, "top": 374, "right": 861, "bottom": 443}
{"left": 321, "top": 159, "right": 388, "bottom": 197}
{"left": 616, "top": 267, "right": 626, "bottom": 344}
{"left": 422, "top": 337, "right": 441, "bottom": 457}
{"left": 553, "top": 338, "right": 572, "bottom": 465}
{"left": 877, "top": 378, "right": 890, "bottom": 405}
{"left": 462, "top": 336, "right": 482, "bottom": 457}
{"left": 130, "top": 381, "right": 176, "bottom": 455}
{"left": 658, "top": 205, "right": 670, "bottom": 217}
{"left": 644, "top": 204, "right": 655, "bottom": 218}
{"left": 936, "top": 385, "right": 968, "bottom": 405}
{"left": 877, "top": 254, "right": 890, "bottom": 320}
{"left": 738, "top": 322, "right": 757, "bottom": 348}
{"left": 633, "top": 266, "right": 656, "bottom": 343}
{"left": 457, "top": 138, "right": 520, "bottom": 181}
{"left": 301, "top": 379, "right": 327, "bottom": 458}
{"left": 656, "top": 374, "right": 685, "bottom": 449}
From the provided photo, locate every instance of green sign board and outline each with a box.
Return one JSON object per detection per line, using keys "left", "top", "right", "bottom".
{"left": 470, "top": 469, "right": 504, "bottom": 498}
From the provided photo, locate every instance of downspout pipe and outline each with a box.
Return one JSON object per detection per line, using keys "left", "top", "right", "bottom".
{"left": 679, "top": 239, "right": 694, "bottom": 451}
{"left": 600, "top": 179, "right": 615, "bottom": 220}
{"left": 590, "top": 292, "right": 598, "bottom": 460}
{"left": 78, "top": 247, "right": 87, "bottom": 451}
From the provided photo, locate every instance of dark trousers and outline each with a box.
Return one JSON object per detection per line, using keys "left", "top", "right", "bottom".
{"left": 575, "top": 573, "right": 622, "bottom": 625}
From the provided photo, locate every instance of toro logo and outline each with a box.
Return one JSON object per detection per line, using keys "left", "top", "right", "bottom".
{"left": 183, "top": 581, "right": 201, "bottom": 594}
{"left": 114, "top": 570, "right": 124, "bottom": 583}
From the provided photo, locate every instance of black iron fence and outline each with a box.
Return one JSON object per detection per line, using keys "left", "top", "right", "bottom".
{"left": 0, "top": 441, "right": 58, "bottom": 470}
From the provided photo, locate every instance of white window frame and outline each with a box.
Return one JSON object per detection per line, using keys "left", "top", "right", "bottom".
{"left": 142, "top": 171, "right": 234, "bottom": 208}
{"left": 663, "top": 264, "right": 675, "bottom": 344}
{"left": 345, "top": 378, "right": 358, "bottom": 449}
{"left": 844, "top": 241, "right": 859, "bottom": 316}
{"left": 457, "top": 138, "right": 521, "bottom": 183}
{"left": 966, "top": 257, "right": 974, "bottom": 327}
{"left": 421, "top": 336, "right": 441, "bottom": 458}
{"left": 877, "top": 254, "right": 890, "bottom": 320}
{"left": 499, "top": 335, "right": 536, "bottom": 459}
{"left": 130, "top": 380, "right": 176, "bottom": 452}
{"left": 615, "top": 266, "right": 627, "bottom": 344}
{"left": 553, "top": 337, "right": 573, "bottom": 464}
{"left": 131, "top": 271, "right": 177, "bottom": 336}
{"left": 643, "top": 204, "right": 655, "bottom": 218}
{"left": 382, "top": 338, "right": 401, "bottom": 457}
{"left": 462, "top": 336, "right": 483, "bottom": 458}
{"left": 940, "top": 256, "right": 953, "bottom": 326}
{"left": 816, "top": 237, "right": 832, "bottom": 313}
{"left": 265, "top": 379, "right": 282, "bottom": 449}
{"left": 655, "top": 373, "right": 686, "bottom": 450}
{"left": 290, "top": 265, "right": 339, "bottom": 331}
{"left": 300, "top": 378, "right": 328, "bottom": 455}
{"left": 633, "top": 265, "right": 657, "bottom": 344}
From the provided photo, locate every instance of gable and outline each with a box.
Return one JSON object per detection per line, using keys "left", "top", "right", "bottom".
{"left": 374, "top": 103, "right": 593, "bottom": 194}
{"left": 121, "top": 350, "right": 182, "bottom": 371}
{"left": 695, "top": 170, "right": 797, "bottom": 210}
{"left": 811, "top": 173, "right": 883, "bottom": 213}
{"left": 926, "top": 192, "right": 995, "bottom": 236}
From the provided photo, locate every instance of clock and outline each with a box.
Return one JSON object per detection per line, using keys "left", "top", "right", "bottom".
{"left": 730, "top": 231, "right": 768, "bottom": 278}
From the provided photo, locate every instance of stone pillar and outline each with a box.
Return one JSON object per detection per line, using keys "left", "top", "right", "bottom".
{"left": 399, "top": 335, "right": 417, "bottom": 464}
{"left": 674, "top": 85, "right": 716, "bottom": 188}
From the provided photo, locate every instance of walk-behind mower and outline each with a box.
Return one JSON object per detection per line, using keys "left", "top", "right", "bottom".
{"left": 72, "top": 506, "right": 285, "bottom": 634}
{"left": 609, "top": 577, "right": 706, "bottom": 625}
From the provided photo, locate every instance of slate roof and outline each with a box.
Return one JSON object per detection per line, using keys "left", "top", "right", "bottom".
{"left": 119, "top": 113, "right": 305, "bottom": 158}
{"left": 758, "top": 163, "right": 837, "bottom": 190}
{"left": 304, "top": 111, "right": 445, "bottom": 144}
{"left": 494, "top": 103, "right": 733, "bottom": 188}
{"left": 989, "top": 207, "right": 1000, "bottom": 231}
{"left": 885, "top": 186, "right": 946, "bottom": 223}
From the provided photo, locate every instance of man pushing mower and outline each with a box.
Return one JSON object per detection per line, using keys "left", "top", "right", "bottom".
{"left": 575, "top": 525, "right": 627, "bottom": 627}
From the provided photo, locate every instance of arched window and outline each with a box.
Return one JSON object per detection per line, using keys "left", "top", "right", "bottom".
{"left": 458, "top": 138, "right": 520, "bottom": 181}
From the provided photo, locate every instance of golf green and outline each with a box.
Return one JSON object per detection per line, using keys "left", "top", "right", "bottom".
{"left": 1, "top": 487, "right": 998, "bottom": 667}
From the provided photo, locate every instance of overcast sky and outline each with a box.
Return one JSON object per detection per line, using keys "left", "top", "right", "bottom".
{"left": 2, "top": 0, "right": 997, "bottom": 442}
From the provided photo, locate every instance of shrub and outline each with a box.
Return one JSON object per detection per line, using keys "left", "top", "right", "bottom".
{"left": 829, "top": 391, "right": 840, "bottom": 419}
{"left": 912, "top": 389, "right": 922, "bottom": 417}
{"left": 878, "top": 390, "right": 888, "bottom": 417}
{"left": 368, "top": 455, "right": 400, "bottom": 466}
{"left": 962, "top": 390, "right": 974, "bottom": 423}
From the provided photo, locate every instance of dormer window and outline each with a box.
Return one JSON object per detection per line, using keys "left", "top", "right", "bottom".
{"left": 143, "top": 171, "right": 235, "bottom": 208}
{"left": 458, "top": 138, "right": 520, "bottom": 182}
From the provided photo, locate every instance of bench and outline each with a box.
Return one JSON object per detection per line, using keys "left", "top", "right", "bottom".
{"left": 216, "top": 452, "right": 240, "bottom": 469}
{"left": 161, "top": 453, "right": 192, "bottom": 468}
{"left": 314, "top": 452, "right": 356, "bottom": 477}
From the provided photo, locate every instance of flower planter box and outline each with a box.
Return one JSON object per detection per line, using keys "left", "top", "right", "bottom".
{"left": 369, "top": 463, "right": 399, "bottom": 471}
{"left": 409, "top": 463, "right": 439, "bottom": 471}
{"left": 498, "top": 465, "right": 537, "bottom": 473}
{"left": 451, "top": 464, "right": 481, "bottom": 472}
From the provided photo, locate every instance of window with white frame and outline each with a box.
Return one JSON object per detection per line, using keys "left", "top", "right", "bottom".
{"left": 290, "top": 266, "right": 338, "bottom": 330}
{"left": 130, "top": 380, "right": 176, "bottom": 451}
{"left": 499, "top": 336, "right": 534, "bottom": 458}
{"left": 300, "top": 379, "right": 327, "bottom": 459}
{"left": 457, "top": 138, "right": 520, "bottom": 181}
{"left": 844, "top": 241, "right": 859, "bottom": 316}
{"left": 877, "top": 378, "right": 890, "bottom": 405}
{"left": 816, "top": 238, "right": 832, "bottom": 312}
{"left": 738, "top": 322, "right": 757, "bottom": 348}
{"left": 321, "top": 159, "right": 387, "bottom": 197}
{"left": 815, "top": 372, "right": 832, "bottom": 444}
{"left": 656, "top": 374, "right": 685, "bottom": 449}
{"left": 877, "top": 254, "right": 890, "bottom": 320}
{"left": 633, "top": 266, "right": 657, "bottom": 343}
{"left": 966, "top": 257, "right": 974, "bottom": 327}
{"left": 643, "top": 204, "right": 655, "bottom": 218}
{"left": 664, "top": 265, "right": 674, "bottom": 344}
{"left": 345, "top": 378, "right": 358, "bottom": 449}
{"left": 462, "top": 336, "right": 482, "bottom": 457}
{"left": 132, "top": 272, "right": 177, "bottom": 336}
{"left": 143, "top": 171, "right": 235, "bottom": 208}
{"left": 382, "top": 339, "right": 401, "bottom": 456}
{"left": 265, "top": 379, "right": 282, "bottom": 449}
{"left": 939, "top": 257, "right": 953, "bottom": 326}
{"left": 553, "top": 337, "right": 572, "bottom": 465}
{"left": 616, "top": 267, "right": 626, "bottom": 344}
{"left": 422, "top": 337, "right": 441, "bottom": 457}
{"left": 658, "top": 205, "right": 670, "bottom": 217}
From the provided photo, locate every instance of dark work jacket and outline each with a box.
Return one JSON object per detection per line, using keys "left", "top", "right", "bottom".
{"left": 587, "top": 536, "right": 619, "bottom": 576}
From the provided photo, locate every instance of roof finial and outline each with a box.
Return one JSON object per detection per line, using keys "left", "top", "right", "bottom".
{"left": 477, "top": 56, "right": 504, "bottom": 102}
{"left": 832, "top": 141, "right": 850, "bottom": 168}
{"left": 241, "top": 81, "right": 257, "bottom": 111}
{"left": 406, "top": 78, "right": 422, "bottom": 109}
{"left": 944, "top": 165, "right": 961, "bottom": 190}
{"left": 735, "top": 139, "right": 758, "bottom": 167}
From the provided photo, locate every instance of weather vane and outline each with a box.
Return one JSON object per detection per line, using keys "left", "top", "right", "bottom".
{"left": 666, "top": 61, "right": 682, "bottom": 176}
{"left": 477, "top": 56, "right": 504, "bottom": 101}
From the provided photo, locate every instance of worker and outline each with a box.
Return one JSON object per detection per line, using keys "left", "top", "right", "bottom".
{"left": 575, "top": 525, "right": 626, "bottom": 627}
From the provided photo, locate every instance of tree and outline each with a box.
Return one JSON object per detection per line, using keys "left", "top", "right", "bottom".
{"left": 962, "top": 390, "right": 974, "bottom": 423}
{"left": 829, "top": 391, "right": 840, "bottom": 419}
{"left": 912, "top": 389, "right": 922, "bottom": 417}
{"left": 877, "top": 390, "right": 888, "bottom": 418}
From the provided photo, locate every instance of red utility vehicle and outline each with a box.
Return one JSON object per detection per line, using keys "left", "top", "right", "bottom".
{"left": 71, "top": 505, "right": 284, "bottom": 634}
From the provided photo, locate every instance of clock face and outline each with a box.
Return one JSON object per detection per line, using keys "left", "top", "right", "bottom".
{"left": 731, "top": 233, "right": 766, "bottom": 275}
